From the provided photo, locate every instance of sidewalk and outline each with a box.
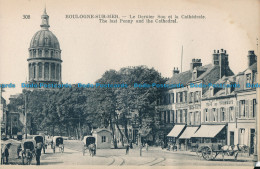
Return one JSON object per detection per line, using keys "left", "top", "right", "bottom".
{"left": 161, "top": 148, "right": 254, "bottom": 162}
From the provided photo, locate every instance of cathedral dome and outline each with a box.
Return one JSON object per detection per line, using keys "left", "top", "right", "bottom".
{"left": 30, "top": 30, "right": 60, "bottom": 50}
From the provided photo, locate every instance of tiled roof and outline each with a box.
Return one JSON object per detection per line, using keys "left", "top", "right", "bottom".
{"left": 165, "top": 70, "right": 192, "bottom": 86}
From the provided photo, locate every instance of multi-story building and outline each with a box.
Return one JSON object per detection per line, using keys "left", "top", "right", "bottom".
{"left": 156, "top": 49, "right": 234, "bottom": 150}
{"left": 193, "top": 50, "right": 257, "bottom": 155}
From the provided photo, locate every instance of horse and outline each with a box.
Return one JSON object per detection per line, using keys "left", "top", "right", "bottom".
{"left": 88, "top": 144, "right": 96, "bottom": 157}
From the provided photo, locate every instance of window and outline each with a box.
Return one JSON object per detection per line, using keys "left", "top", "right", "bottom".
{"left": 180, "top": 92, "right": 183, "bottom": 103}
{"left": 183, "top": 92, "right": 187, "bottom": 103}
{"left": 189, "top": 112, "right": 194, "bottom": 125}
{"left": 183, "top": 110, "right": 187, "bottom": 123}
{"left": 190, "top": 92, "right": 194, "bottom": 103}
{"left": 170, "top": 93, "right": 174, "bottom": 103}
{"left": 229, "top": 107, "right": 235, "bottom": 121}
{"left": 205, "top": 109, "right": 209, "bottom": 122}
{"left": 220, "top": 108, "right": 225, "bottom": 121}
{"left": 239, "top": 100, "right": 246, "bottom": 118}
{"left": 102, "top": 136, "right": 106, "bottom": 143}
{"left": 253, "top": 99, "right": 256, "bottom": 118}
{"left": 212, "top": 108, "right": 217, "bottom": 122}
{"left": 179, "top": 110, "right": 183, "bottom": 123}
{"left": 253, "top": 73, "right": 256, "bottom": 84}
{"left": 246, "top": 73, "right": 251, "bottom": 84}
{"left": 195, "top": 111, "right": 200, "bottom": 125}
{"left": 38, "top": 63, "right": 42, "bottom": 78}
{"left": 170, "top": 110, "right": 174, "bottom": 123}
{"left": 167, "top": 111, "right": 170, "bottom": 123}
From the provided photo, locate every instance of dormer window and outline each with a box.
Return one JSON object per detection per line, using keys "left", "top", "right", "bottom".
{"left": 193, "top": 68, "right": 197, "bottom": 80}
{"left": 252, "top": 72, "right": 256, "bottom": 84}
{"left": 246, "top": 73, "right": 251, "bottom": 84}
{"left": 210, "top": 87, "right": 214, "bottom": 97}
{"left": 226, "top": 81, "right": 231, "bottom": 95}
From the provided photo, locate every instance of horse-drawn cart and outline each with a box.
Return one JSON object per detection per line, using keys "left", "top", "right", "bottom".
{"left": 196, "top": 143, "right": 249, "bottom": 161}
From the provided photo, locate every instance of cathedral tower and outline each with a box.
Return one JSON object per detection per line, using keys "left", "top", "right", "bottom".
{"left": 27, "top": 8, "right": 62, "bottom": 85}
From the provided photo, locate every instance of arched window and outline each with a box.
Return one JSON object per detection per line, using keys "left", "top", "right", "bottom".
{"left": 38, "top": 63, "right": 42, "bottom": 78}
{"left": 45, "top": 50, "right": 48, "bottom": 57}
{"left": 44, "top": 63, "right": 49, "bottom": 79}
{"left": 33, "top": 64, "right": 36, "bottom": 79}
{"left": 38, "top": 50, "right": 42, "bottom": 57}
{"left": 51, "top": 63, "right": 55, "bottom": 79}
{"left": 56, "top": 64, "right": 60, "bottom": 80}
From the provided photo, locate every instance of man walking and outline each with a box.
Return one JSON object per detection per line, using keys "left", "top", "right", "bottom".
{"left": 126, "top": 143, "right": 130, "bottom": 155}
{"left": 36, "top": 142, "right": 42, "bottom": 165}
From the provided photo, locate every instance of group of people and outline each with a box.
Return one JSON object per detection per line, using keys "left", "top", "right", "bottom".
{"left": 125, "top": 142, "right": 149, "bottom": 156}
{"left": 1, "top": 142, "right": 43, "bottom": 165}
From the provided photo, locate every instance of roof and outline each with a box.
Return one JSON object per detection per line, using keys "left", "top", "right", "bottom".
{"left": 30, "top": 30, "right": 60, "bottom": 50}
{"left": 179, "top": 127, "right": 199, "bottom": 139}
{"left": 167, "top": 125, "right": 185, "bottom": 137}
{"left": 191, "top": 125, "right": 225, "bottom": 138}
{"left": 165, "top": 64, "right": 234, "bottom": 93}
{"left": 93, "top": 128, "right": 112, "bottom": 133}
{"left": 234, "top": 62, "right": 257, "bottom": 92}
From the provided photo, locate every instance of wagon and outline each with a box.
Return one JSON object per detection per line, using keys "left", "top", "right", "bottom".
{"left": 82, "top": 136, "right": 96, "bottom": 156}
{"left": 21, "top": 139, "right": 36, "bottom": 165}
{"left": 33, "top": 135, "right": 47, "bottom": 154}
{"left": 51, "top": 136, "right": 64, "bottom": 153}
{"left": 196, "top": 143, "right": 249, "bottom": 161}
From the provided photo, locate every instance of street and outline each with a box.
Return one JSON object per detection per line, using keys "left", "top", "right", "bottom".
{"left": 2, "top": 139, "right": 255, "bottom": 166}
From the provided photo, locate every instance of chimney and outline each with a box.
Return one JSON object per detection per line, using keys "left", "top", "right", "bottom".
{"left": 190, "top": 58, "right": 202, "bottom": 70}
{"left": 247, "top": 50, "right": 257, "bottom": 67}
{"left": 173, "top": 67, "right": 180, "bottom": 75}
{"left": 213, "top": 49, "right": 230, "bottom": 78}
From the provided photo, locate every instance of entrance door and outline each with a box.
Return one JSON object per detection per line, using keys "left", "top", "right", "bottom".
{"left": 250, "top": 129, "right": 255, "bottom": 154}
{"left": 230, "top": 131, "right": 234, "bottom": 145}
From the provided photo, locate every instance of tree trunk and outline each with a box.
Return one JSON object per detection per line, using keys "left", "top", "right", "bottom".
{"left": 114, "top": 112, "right": 124, "bottom": 147}
{"left": 109, "top": 117, "right": 117, "bottom": 149}
{"left": 123, "top": 114, "right": 129, "bottom": 143}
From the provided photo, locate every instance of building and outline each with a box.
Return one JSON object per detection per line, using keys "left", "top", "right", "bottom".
{"left": 0, "top": 88, "right": 7, "bottom": 136}
{"left": 229, "top": 51, "right": 257, "bottom": 154}
{"left": 92, "top": 128, "right": 112, "bottom": 149}
{"left": 27, "top": 8, "right": 62, "bottom": 85}
{"left": 6, "top": 94, "right": 32, "bottom": 138}
{"left": 156, "top": 49, "right": 234, "bottom": 150}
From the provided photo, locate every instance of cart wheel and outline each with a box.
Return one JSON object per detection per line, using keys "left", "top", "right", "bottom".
{"left": 202, "top": 146, "right": 213, "bottom": 160}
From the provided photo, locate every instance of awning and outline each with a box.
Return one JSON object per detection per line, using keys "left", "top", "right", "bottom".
{"left": 179, "top": 127, "right": 199, "bottom": 139}
{"left": 167, "top": 125, "right": 185, "bottom": 137}
{"left": 191, "top": 125, "right": 226, "bottom": 138}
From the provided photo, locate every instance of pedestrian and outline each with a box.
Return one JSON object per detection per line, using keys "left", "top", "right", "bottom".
{"left": 36, "top": 142, "right": 42, "bottom": 165}
{"left": 139, "top": 144, "right": 143, "bottom": 156}
{"left": 126, "top": 143, "right": 130, "bottom": 155}
{"left": 17, "top": 144, "right": 22, "bottom": 159}
{"left": 161, "top": 141, "right": 164, "bottom": 149}
{"left": 129, "top": 141, "right": 133, "bottom": 149}
{"left": 145, "top": 143, "right": 149, "bottom": 151}
{"left": 3, "top": 143, "right": 11, "bottom": 164}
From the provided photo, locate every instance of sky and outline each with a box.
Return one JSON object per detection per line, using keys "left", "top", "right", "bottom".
{"left": 0, "top": 0, "right": 259, "bottom": 102}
